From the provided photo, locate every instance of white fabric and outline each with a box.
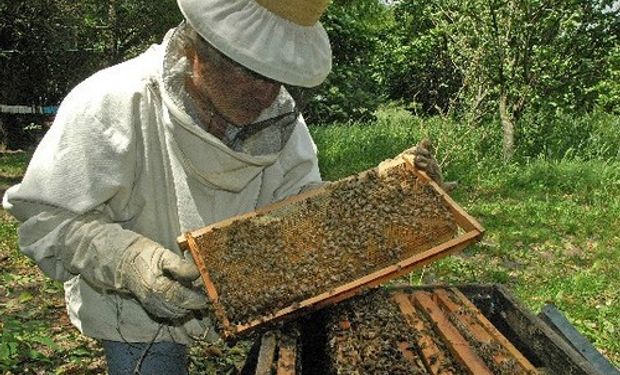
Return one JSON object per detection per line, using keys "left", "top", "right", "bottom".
{"left": 177, "top": 0, "right": 332, "bottom": 87}
{"left": 2, "top": 29, "right": 321, "bottom": 344}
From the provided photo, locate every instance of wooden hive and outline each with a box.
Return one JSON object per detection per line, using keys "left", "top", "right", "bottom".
{"left": 324, "top": 287, "right": 538, "bottom": 375}
{"left": 178, "top": 155, "right": 484, "bottom": 339}
{"left": 243, "top": 285, "right": 606, "bottom": 374}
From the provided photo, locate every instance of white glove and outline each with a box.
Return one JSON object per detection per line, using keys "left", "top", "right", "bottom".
{"left": 116, "top": 237, "right": 208, "bottom": 319}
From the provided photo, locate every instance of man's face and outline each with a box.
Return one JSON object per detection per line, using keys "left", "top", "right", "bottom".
{"left": 188, "top": 45, "right": 281, "bottom": 126}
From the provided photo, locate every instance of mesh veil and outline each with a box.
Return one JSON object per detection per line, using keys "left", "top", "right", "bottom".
{"left": 162, "top": 22, "right": 306, "bottom": 156}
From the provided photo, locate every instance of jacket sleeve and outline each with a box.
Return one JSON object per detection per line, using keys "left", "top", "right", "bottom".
{"left": 272, "top": 115, "right": 323, "bottom": 201}
{"left": 2, "top": 75, "right": 145, "bottom": 289}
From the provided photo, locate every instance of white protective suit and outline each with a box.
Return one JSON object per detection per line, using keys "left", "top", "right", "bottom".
{"left": 2, "top": 28, "right": 321, "bottom": 344}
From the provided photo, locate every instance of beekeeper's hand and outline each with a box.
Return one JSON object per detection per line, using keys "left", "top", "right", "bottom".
{"left": 117, "top": 237, "right": 208, "bottom": 319}
{"left": 403, "top": 139, "right": 457, "bottom": 192}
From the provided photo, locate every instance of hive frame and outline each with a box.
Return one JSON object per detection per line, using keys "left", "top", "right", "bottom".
{"left": 178, "top": 155, "right": 485, "bottom": 339}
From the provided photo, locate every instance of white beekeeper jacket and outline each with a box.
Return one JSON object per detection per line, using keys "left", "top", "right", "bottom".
{"left": 2, "top": 29, "right": 321, "bottom": 344}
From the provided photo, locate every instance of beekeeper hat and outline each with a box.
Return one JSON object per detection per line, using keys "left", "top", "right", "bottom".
{"left": 177, "top": 0, "right": 332, "bottom": 88}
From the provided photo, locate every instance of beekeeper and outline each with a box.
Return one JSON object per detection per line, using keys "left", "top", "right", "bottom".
{"left": 3, "top": 0, "right": 448, "bottom": 373}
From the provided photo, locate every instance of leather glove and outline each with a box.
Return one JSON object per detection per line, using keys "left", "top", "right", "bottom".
{"left": 402, "top": 138, "right": 457, "bottom": 192}
{"left": 117, "top": 237, "right": 209, "bottom": 320}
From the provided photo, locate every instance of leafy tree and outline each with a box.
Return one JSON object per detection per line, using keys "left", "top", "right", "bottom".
{"left": 0, "top": 1, "right": 180, "bottom": 149}
{"left": 379, "top": 1, "right": 462, "bottom": 116}
{"left": 306, "top": 0, "right": 392, "bottom": 124}
{"left": 388, "top": 0, "right": 619, "bottom": 159}
{"left": 76, "top": 0, "right": 179, "bottom": 65}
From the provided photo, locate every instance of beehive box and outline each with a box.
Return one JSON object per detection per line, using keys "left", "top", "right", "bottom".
{"left": 243, "top": 285, "right": 605, "bottom": 375}
{"left": 179, "top": 155, "right": 484, "bottom": 339}
{"left": 324, "top": 287, "right": 537, "bottom": 374}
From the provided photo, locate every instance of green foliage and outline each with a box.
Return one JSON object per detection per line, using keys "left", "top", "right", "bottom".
{"left": 595, "top": 45, "right": 620, "bottom": 113}
{"left": 516, "top": 110, "right": 620, "bottom": 160}
{"left": 76, "top": 0, "right": 180, "bottom": 65}
{"left": 379, "top": 2, "right": 462, "bottom": 115}
{"left": 0, "top": 0, "right": 180, "bottom": 106}
{"left": 312, "top": 107, "right": 620, "bottom": 366}
{"left": 310, "top": 104, "right": 503, "bottom": 182}
{"left": 305, "top": 0, "right": 392, "bottom": 124}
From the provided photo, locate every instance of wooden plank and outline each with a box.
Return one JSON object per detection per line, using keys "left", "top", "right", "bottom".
{"left": 255, "top": 332, "right": 278, "bottom": 375}
{"left": 276, "top": 335, "right": 298, "bottom": 375}
{"left": 393, "top": 293, "right": 455, "bottom": 375}
{"left": 433, "top": 289, "right": 494, "bottom": 344}
{"left": 490, "top": 285, "right": 600, "bottom": 375}
{"left": 539, "top": 304, "right": 620, "bottom": 375}
{"left": 447, "top": 288, "right": 538, "bottom": 373}
{"left": 434, "top": 289, "right": 534, "bottom": 374}
{"left": 412, "top": 291, "right": 493, "bottom": 375}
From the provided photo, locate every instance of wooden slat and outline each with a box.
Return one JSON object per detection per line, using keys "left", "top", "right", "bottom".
{"left": 276, "top": 335, "right": 297, "bottom": 375}
{"left": 433, "top": 289, "right": 493, "bottom": 343}
{"left": 448, "top": 288, "right": 538, "bottom": 373}
{"left": 255, "top": 332, "right": 278, "bottom": 375}
{"left": 433, "top": 289, "right": 522, "bottom": 372}
{"left": 393, "top": 293, "right": 455, "bottom": 375}
{"left": 412, "top": 291, "right": 493, "bottom": 375}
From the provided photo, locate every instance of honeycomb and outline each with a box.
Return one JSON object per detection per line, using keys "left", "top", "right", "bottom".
{"left": 186, "top": 158, "right": 458, "bottom": 328}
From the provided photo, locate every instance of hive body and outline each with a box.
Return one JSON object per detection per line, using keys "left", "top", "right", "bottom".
{"left": 324, "top": 288, "right": 537, "bottom": 375}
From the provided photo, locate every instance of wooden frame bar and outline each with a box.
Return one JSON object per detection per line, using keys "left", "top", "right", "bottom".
{"left": 393, "top": 292, "right": 456, "bottom": 375}
{"left": 412, "top": 291, "right": 493, "bottom": 375}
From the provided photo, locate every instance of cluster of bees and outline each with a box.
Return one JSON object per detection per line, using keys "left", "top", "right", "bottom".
{"left": 324, "top": 289, "right": 466, "bottom": 374}
{"left": 324, "top": 288, "right": 531, "bottom": 375}
{"left": 194, "top": 162, "right": 457, "bottom": 325}
{"left": 325, "top": 289, "right": 428, "bottom": 374}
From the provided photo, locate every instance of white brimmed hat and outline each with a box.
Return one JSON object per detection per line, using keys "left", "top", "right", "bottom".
{"left": 177, "top": 0, "right": 332, "bottom": 88}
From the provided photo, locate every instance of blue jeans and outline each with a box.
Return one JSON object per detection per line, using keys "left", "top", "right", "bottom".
{"left": 102, "top": 340, "right": 189, "bottom": 375}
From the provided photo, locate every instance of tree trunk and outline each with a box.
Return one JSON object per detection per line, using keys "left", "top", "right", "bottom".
{"left": 0, "top": 117, "right": 7, "bottom": 152}
{"left": 107, "top": 0, "right": 120, "bottom": 64}
{"left": 499, "top": 93, "right": 515, "bottom": 160}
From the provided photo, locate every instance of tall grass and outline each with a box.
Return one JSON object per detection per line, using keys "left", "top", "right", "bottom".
{"left": 310, "top": 106, "right": 620, "bottom": 182}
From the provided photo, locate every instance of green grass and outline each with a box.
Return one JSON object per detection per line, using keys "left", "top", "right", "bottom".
{"left": 1, "top": 109, "right": 619, "bottom": 371}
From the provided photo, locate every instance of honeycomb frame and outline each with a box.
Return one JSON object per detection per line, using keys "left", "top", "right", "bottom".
{"left": 178, "top": 155, "right": 484, "bottom": 339}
